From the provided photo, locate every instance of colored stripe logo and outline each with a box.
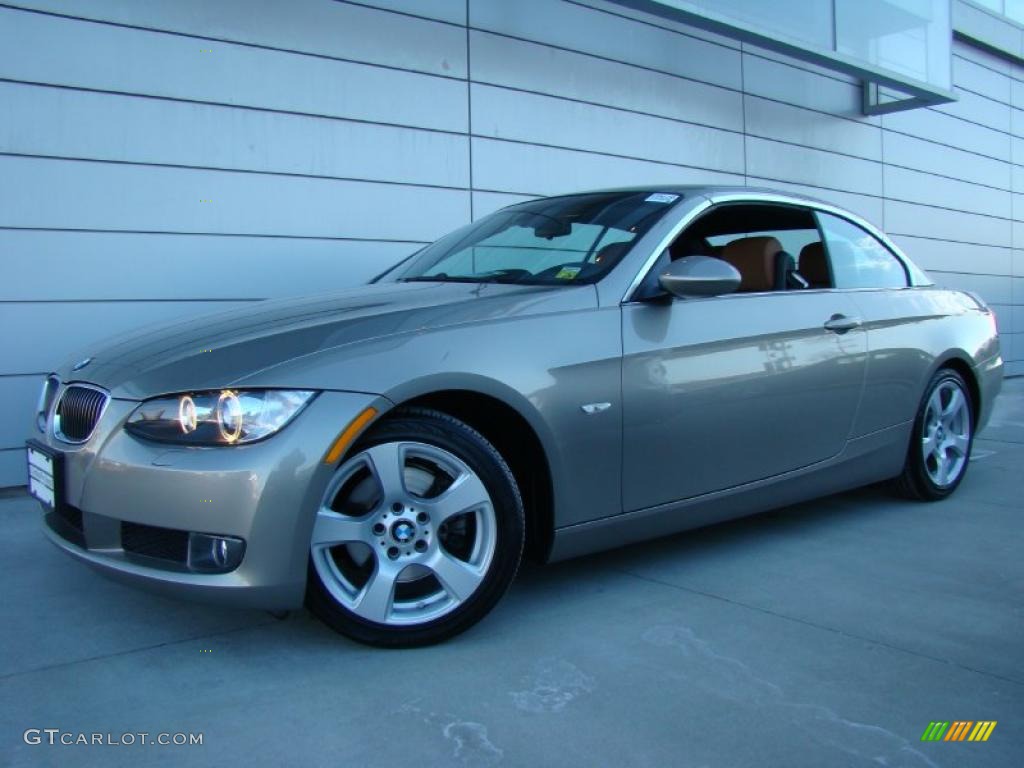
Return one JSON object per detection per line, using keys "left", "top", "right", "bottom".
{"left": 921, "top": 721, "right": 997, "bottom": 742}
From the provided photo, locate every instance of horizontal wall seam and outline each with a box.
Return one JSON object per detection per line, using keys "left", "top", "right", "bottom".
{"left": 0, "top": 2, "right": 466, "bottom": 82}
{"left": 3, "top": 121, "right": 1012, "bottom": 196}
{"left": 469, "top": 25, "right": 870, "bottom": 125}
{"left": 879, "top": 160, "right": 1012, "bottom": 192}
{"left": 922, "top": 102, "right": 1020, "bottom": 139}
{"left": 0, "top": 72, "right": 875, "bottom": 170}
{"left": 333, "top": 0, "right": 464, "bottom": 29}
{"left": 951, "top": 81, "right": 1017, "bottom": 110}
{"left": 475, "top": 81, "right": 991, "bottom": 180}
{"left": 887, "top": 232, "right": 1015, "bottom": 249}
{"left": 6, "top": 1, "right": 1014, "bottom": 137}
{"left": 468, "top": 27, "right": 745, "bottom": 97}
{"left": 6, "top": 73, "right": 1016, "bottom": 173}
{"left": 561, "top": 0, "right": 741, "bottom": 54}
{"left": 894, "top": 234, "right": 1013, "bottom": 250}
{"left": 0, "top": 78, "right": 469, "bottom": 139}
{"left": 470, "top": 79, "right": 746, "bottom": 138}
{"left": 0, "top": 226, "right": 432, "bottom": 242}
{"left": 2, "top": 138, "right": 1020, "bottom": 224}
{"left": 1, "top": 0, "right": 754, "bottom": 96}
{"left": 952, "top": 50, "right": 1015, "bottom": 79}
{"left": 0, "top": 5, "right": 866, "bottom": 138}
{"left": 925, "top": 102, "right": 1019, "bottom": 134}
{"left": 0, "top": 0, "right": 753, "bottom": 111}
{"left": 563, "top": 0, "right": 870, "bottom": 89}
{"left": 920, "top": 270, "right": 1019, "bottom": 279}
{"left": 0, "top": 151, "right": 471, "bottom": 193}
{"left": 879, "top": 124, "right": 1011, "bottom": 164}
{"left": 3, "top": 134, "right": 742, "bottom": 195}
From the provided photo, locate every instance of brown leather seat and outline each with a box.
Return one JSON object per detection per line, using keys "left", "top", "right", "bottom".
{"left": 798, "top": 242, "right": 831, "bottom": 288}
{"left": 720, "top": 236, "right": 783, "bottom": 292}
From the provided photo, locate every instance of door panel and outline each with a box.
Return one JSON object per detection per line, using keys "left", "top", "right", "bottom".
{"left": 622, "top": 292, "right": 867, "bottom": 511}
{"left": 846, "top": 288, "right": 965, "bottom": 436}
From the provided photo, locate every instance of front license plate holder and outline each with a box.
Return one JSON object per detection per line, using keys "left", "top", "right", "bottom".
{"left": 26, "top": 439, "right": 64, "bottom": 511}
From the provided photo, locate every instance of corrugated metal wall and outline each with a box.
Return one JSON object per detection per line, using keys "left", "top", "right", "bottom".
{"left": 1, "top": 0, "right": 1021, "bottom": 486}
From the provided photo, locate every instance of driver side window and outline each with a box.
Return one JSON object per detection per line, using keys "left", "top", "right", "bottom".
{"left": 668, "top": 203, "right": 824, "bottom": 293}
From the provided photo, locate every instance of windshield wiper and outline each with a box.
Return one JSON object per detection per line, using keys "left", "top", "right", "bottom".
{"left": 401, "top": 273, "right": 525, "bottom": 284}
{"left": 401, "top": 275, "right": 487, "bottom": 283}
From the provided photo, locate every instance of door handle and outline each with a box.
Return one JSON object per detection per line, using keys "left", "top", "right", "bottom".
{"left": 824, "top": 314, "right": 862, "bottom": 333}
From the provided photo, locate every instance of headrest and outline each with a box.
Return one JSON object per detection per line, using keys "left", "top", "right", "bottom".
{"left": 670, "top": 235, "right": 713, "bottom": 259}
{"left": 720, "top": 236, "right": 783, "bottom": 292}
{"left": 798, "top": 242, "right": 830, "bottom": 287}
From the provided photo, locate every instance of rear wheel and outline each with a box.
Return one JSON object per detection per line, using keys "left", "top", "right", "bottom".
{"left": 894, "top": 368, "right": 974, "bottom": 500}
{"left": 306, "top": 407, "right": 524, "bottom": 647}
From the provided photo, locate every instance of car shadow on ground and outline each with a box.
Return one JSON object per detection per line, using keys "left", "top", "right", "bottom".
{"left": 517, "top": 482, "right": 899, "bottom": 580}
{"left": 268, "top": 481, "right": 908, "bottom": 650}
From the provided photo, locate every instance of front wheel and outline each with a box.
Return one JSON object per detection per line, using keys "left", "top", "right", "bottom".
{"left": 894, "top": 368, "right": 974, "bottom": 500}
{"left": 306, "top": 407, "right": 524, "bottom": 647}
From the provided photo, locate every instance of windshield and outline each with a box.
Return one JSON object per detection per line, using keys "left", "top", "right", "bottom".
{"left": 392, "top": 190, "right": 682, "bottom": 285}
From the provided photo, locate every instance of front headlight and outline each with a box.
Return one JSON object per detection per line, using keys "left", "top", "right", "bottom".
{"left": 125, "top": 389, "right": 316, "bottom": 445}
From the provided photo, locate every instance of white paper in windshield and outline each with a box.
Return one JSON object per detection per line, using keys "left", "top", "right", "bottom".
{"left": 645, "top": 193, "right": 679, "bottom": 204}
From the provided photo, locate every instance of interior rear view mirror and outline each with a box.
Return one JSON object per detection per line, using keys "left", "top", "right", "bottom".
{"left": 533, "top": 218, "right": 572, "bottom": 239}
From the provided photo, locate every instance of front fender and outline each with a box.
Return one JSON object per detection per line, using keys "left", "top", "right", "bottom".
{"left": 238, "top": 306, "right": 625, "bottom": 528}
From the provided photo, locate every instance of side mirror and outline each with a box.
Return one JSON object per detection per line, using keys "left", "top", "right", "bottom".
{"left": 658, "top": 255, "right": 741, "bottom": 299}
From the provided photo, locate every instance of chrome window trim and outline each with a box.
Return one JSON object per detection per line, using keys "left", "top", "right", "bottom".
{"left": 622, "top": 190, "right": 927, "bottom": 304}
{"left": 620, "top": 195, "right": 714, "bottom": 303}
{"left": 53, "top": 382, "right": 111, "bottom": 445}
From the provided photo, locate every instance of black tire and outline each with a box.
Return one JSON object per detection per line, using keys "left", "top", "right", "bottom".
{"left": 893, "top": 368, "right": 974, "bottom": 501}
{"left": 307, "top": 407, "right": 524, "bottom": 647}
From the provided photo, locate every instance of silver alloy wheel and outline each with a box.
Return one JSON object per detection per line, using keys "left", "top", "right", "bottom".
{"left": 921, "top": 380, "right": 972, "bottom": 487}
{"left": 311, "top": 441, "right": 496, "bottom": 626}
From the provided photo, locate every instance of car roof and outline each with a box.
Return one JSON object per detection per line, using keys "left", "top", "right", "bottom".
{"left": 530, "top": 185, "right": 836, "bottom": 209}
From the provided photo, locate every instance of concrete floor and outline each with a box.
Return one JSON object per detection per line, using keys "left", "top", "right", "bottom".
{"left": 2, "top": 380, "right": 1022, "bottom": 768}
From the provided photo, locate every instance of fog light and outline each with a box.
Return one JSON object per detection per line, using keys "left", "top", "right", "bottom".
{"left": 187, "top": 532, "right": 245, "bottom": 573}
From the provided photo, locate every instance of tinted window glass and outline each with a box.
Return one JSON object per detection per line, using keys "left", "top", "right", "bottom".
{"left": 394, "top": 191, "right": 679, "bottom": 285}
{"left": 672, "top": 203, "right": 822, "bottom": 293}
{"left": 817, "top": 212, "right": 907, "bottom": 289}
{"left": 706, "top": 228, "right": 819, "bottom": 259}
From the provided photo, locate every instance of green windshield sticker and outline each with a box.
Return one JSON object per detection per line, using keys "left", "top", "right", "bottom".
{"left": 554, "top": 266, "right": 581, "bottom": 280}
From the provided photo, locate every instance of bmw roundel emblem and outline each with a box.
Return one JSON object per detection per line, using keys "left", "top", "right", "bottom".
{"left": 392, "top": 521, "right": 415, "bottom": 544}
{"left": 72, "top": 357, "right": 93, "bottom": 371}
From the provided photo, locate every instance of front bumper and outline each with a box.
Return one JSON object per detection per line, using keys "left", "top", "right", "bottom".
{"left": 33, "top": 389, "right": 387, "bottom": 610}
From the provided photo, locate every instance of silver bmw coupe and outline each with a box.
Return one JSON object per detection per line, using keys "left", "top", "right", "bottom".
{"left": 27, "top": 186, "right": 1003, "bottom": 646}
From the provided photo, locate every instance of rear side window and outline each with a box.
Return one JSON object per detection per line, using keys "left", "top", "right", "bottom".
{"left": 817, "top": 212, "right": 907, "bottom": 289}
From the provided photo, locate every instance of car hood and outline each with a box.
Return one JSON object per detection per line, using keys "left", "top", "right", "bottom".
{"left": 59, "top": 281, "right": 594, "bottom": 399}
